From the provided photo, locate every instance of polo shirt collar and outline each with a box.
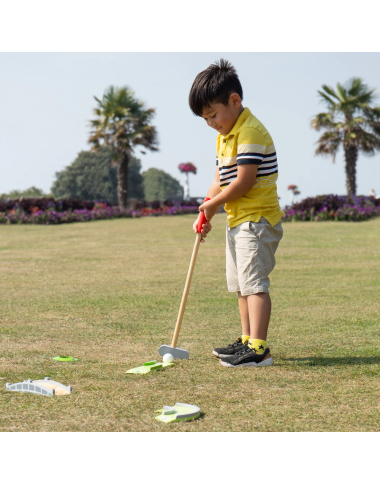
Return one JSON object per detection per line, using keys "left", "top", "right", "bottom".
{"left": 225, "top": 107, "right": 251, "bottom": 138}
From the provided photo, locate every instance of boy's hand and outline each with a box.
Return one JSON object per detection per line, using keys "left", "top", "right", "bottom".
{"left": 193, "top": 216, "right": 212, "bottom": 243}
{"left": 198, "top": 199, "right": 219, "bottom": 223}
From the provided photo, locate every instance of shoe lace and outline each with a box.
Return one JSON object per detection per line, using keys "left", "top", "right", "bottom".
{"left": 234, "top": 344, "right": 251, "bottom": 356}
{"left": 228, "top": 337, "right": 243, "bottom": 349}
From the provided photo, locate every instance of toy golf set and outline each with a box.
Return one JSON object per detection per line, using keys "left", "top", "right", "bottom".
{"left": 5, "top": 204, "right": 209, "bottom": 424}
{"left": 6, "top": 377, "right": 72, "bottom": 397}
{"left": 127, "top": 202, "right": 209, "bottom": 371}
{"left": 155, "top": 403, "right": 201, "bottom": 423}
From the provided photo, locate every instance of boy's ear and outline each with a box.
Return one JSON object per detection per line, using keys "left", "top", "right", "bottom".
{"left": 229, "top": 93, "right": 242, "bottom": 109}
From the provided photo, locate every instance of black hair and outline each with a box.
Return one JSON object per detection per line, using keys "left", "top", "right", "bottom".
{"left": 189, "top": 59, "right": 243, "bottom": 117}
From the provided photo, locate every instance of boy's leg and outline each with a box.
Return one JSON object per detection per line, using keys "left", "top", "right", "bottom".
{"left": 220, "top": 219, "right": 282, "bottom": 367}
{"left": 247, "top": 292, "right": 271, "bottom": 340}
{"left": 247, "top": 292, "right": 272, "bottom": 360}
{"left": 238, "top": 292, "right": 272, "bottom": 360}
{"left": 212, "top": 229, "right": 248, "bottom": 358}
{"left": 221, "top": 291, "right": 273, "bottom": 366}
{"left": 237, "top": 291, "right": 271, "bottom": 340}
{"left": 212, "top": 290, "right": 248, "bottom": 357}
{"left": 237, "top": 291, "right": 250, "bottom": 337}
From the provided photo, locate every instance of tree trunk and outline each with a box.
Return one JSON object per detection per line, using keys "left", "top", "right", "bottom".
{"left": 117, "top": 154, "right": 129, "bottom": 210}
{"left": 344, "top": 145, "right": 358, "bottom": 196}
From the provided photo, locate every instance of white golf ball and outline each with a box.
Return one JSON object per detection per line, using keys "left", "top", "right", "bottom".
{"left": 163, "top": 353, "right": 174, "bottom": 363}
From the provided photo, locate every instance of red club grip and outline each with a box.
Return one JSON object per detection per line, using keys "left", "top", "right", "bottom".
{"left": 197, "top": 197, "right": 211, "bottom": 233}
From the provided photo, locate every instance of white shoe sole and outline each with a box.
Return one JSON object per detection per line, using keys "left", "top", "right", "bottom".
{"left": 212, "top": 351, "right": 231, "bottom": 358}
{"left": 220, "top": 357, "right": 274, "bottom": 368}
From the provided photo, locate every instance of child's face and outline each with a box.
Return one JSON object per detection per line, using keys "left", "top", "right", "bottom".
{"left": 201, "top": 93, "right": 243, "bottom": 136}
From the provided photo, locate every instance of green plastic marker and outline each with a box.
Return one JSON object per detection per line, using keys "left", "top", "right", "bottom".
{"left": 155, "top": 403, "right": 201, "bottom": 423}
{"left": 126, "top": 360, "right": 174, "bottom": 374}
{"left": 53, "top": 356, "right": 78, "bottom": 362}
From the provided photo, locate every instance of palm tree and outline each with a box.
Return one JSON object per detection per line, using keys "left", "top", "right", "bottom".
{"left": 311, "top": 78, "right": 380, "bottom": 196}
{"left": 89, "top": 86, "right": 158, "bottom": 209}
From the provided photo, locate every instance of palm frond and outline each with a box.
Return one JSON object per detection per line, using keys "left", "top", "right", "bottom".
{"left": 351, "top": 89, "right": 376, "bottom": 107}
{"left": 362, "top": 106, "right": 380, "bottom": 127}
{"left": 89, "top": 119, "right": 102, "bottom": 128}
{"left": 372, "top": 122, "right": 380, "bottom": 135}
{"left": 336, "top": 83, "right": 347, "bottom": 102}
{"left": 93, "top": 108, "right": 103, "bottom": 117}
{"left": 355, "top": 128, "right": 380, "bottom": 153}
{"left": 318, "top": 91, "right": 337, "bottom": 110}
{"left": 315, "top": 131, "right": 342, "bottom": 162}
{"left": 346, "top": 116, "right": 365, "bottom": 129}
{"left": 311, "top": 112, "right": 335, "bottom": 130}
{"left": 131, "top": 126, "right": 159, "bottom": 151}
{"left": 371, "top": 106, "right": 380, "bottom": 117}
{"left": 347, "top": 77, "right": 363, "bottom": 97}
{"left": 321, "top": 85, "right": 339, "bottom": 100}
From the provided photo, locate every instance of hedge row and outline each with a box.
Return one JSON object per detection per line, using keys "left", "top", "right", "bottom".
{"left": 1, "top": 194, "right": 379, "bottom": 225}
{"left": 0, "top": 198, "right": 200, "bottom": 225}
{"left": 282, "top": 195, "right": 380, "bottom": 222}
{"left": 0, "top": 197, "right": 201, "bottom": 214}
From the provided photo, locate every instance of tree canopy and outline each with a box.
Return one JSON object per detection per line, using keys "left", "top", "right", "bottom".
{"left": 0, "top": 186, "right": 48, "bottom": 199}
{"left": 142, "top": 168, "right": 183, "bottom": 202}
{"left": 51, "top": 146, "right": 144, "bottom": 202}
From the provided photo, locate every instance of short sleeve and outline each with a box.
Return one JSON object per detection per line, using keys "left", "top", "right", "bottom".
{"left": 216, "top": 134, "right": 221, "bottom": 166}
{"left": 236, "top": 128, "right": 267, "bottom": 165}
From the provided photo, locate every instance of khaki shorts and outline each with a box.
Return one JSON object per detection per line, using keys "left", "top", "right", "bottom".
{"left": 226, "top": 218, "right": 283, "bottom": 296}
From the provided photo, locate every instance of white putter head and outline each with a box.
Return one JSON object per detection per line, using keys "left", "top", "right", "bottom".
{"left": 158, "top": 345, "right": 189, "bottom": 360}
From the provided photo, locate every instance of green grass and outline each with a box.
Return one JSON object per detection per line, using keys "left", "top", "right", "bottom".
{"left": 1, "top": 215, "right": 380, "bottom": 431}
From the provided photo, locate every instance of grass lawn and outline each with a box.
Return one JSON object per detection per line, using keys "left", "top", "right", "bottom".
{"left": 1, "top": 214, "right": 379, "bottom": 432}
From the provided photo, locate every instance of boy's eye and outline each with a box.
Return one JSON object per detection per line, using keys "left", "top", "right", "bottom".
{"left": 211, "top": 113, "right": 217, "bottom": 118}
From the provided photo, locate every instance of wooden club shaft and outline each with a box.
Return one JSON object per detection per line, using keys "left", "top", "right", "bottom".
{"left": 171, "top": 232, "right": 202, "bottom": 348}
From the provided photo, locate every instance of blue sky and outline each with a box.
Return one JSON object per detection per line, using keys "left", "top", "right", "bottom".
{"left": 1, "top": 52, "right": 380, "bottom": 206}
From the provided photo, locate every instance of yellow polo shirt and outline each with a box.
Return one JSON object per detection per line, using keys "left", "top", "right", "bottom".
{"left": 216, "top": 107, "right": 284, "bottom": 227}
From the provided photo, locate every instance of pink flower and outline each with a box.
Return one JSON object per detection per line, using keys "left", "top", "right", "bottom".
{"left": 178, "top": 162, "right": 197, "bottom": 174}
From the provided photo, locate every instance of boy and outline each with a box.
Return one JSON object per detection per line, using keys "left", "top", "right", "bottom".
{"left": 189, "top": 59, "right": 284, "bottom": 368}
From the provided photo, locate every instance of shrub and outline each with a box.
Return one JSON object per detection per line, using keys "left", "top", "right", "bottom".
{"left": 51, "top": 147, "right": 144, "bottom": 202}
{"left": 142, "top": 168, "right": 184, "bottom": 202}
{"left": 0, "top": 186, "right": 49, "bottom": 199}
{"left": 0, "top": 197, "right": 200, "bottom": 225}
{"left": 282, "top": 194, "right": 380, "bottom": 222}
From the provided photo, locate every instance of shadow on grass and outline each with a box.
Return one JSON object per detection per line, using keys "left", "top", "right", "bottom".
{"left": 284, "top": 356, "right": 380, "bottom": 366}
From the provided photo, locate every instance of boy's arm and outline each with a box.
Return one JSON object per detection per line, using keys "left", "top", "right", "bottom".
{"left": 193, "top": 166, "right": 220, "bottom": 240}
{"left": 199, "top": 164, "right": 258, "bottom": 220}
{"left": 206, "top": 166, "right": 222, "bottom": 199}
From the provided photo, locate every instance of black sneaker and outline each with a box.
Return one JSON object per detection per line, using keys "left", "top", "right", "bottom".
{"left": 213, "top": 337, "right": 246, "bottom": 358}
{"left": 220, "top": 346, "right": 273, "bottom": 367}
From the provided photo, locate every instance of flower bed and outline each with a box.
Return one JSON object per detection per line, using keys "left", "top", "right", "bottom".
{"left": 0, "top": 198, "right": 200, "bottom": 225}
{"left": 282, "top": 194, "right": 380, "bottom": 222}
{"left": 4, "top": 194, "right": 377, "bottom": 225}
